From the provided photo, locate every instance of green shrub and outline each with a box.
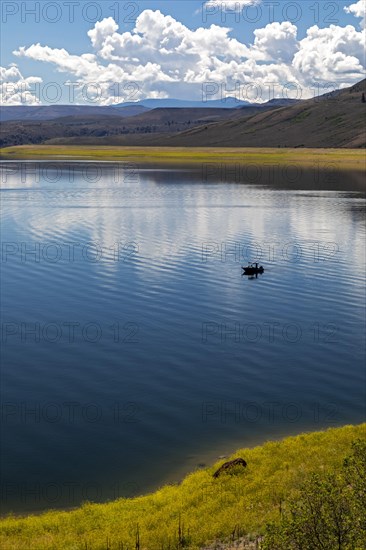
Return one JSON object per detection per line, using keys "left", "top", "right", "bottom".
{"left": 262, "top": 440, "right": 366, "bottom": 550}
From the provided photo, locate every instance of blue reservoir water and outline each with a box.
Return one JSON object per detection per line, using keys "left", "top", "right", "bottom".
{"left": 1, "top": 162, "right": 365, "bottom": 513}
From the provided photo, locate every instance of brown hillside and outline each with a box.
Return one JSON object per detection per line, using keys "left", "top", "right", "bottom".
{"left": 165, "top": 80, "right": 366, "bottom": 148}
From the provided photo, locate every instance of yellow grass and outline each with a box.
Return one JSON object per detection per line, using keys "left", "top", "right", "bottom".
{"left": 0, "top": 423, "right": 365, "bottom": 549}
{"left": 1, "top": 145, "right": 365, "bottom": 171}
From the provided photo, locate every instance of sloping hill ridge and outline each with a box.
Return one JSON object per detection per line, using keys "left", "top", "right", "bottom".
{"left": 0, "top": 107, "right": 248, "bottom": 148}
{"left": 166, "top": 79, "right": 366, "bottom": 148}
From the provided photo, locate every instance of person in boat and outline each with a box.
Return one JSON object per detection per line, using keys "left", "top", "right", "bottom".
{"left": 243, "top": 263, "right": 264, "bottom": 273}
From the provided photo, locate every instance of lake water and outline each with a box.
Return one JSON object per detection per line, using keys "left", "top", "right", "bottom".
{"left": 1, "top": 161, "right": 365, "bottom": 514}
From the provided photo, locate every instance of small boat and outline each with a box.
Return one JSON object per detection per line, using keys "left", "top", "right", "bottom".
{"left": 242, "top": 263, "right": 264, "bottom": 275}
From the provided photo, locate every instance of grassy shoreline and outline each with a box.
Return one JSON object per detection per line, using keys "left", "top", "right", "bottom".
{"left": 1, "top": 423, "right": 365, "bottom": 549}
{"left": 0, "top": 145, "right": 365, "bottom": 171}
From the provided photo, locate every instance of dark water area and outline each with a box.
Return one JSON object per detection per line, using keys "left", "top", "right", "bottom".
{"left": 0, "top": 161, "right": 365, "bottom": 514}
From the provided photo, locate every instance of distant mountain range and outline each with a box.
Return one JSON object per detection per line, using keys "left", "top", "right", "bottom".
{"left": 0, "top": 81, "right": 364, "bottom": 148}
{"left": 0, "top": 104, "right": 149, "bottom": 122}
{"left": 116, "top": 97, "right": 251, "bottom": 109}
{"left": 0, "top": 97, "right": 298, "bottom": 123}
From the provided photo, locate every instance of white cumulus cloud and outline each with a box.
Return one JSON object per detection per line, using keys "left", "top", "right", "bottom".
{"left": 11, "top": 8, "right": 366, "bottom": 105}
{"left": 252, "top": 21, "right": 299, "bottom": 63}
{"left": 344, "top": 0, "right": 366, "bottom": 28}
{"left": 0, "top": 64, "right": 42, "bottom": 105}
{"left": 293, "top": 24, "right": 365, "bottom": 84}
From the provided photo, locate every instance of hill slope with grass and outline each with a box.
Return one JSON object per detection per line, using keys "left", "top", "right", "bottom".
{"left": 0, "top": 107, "right": 247, "bottom": 148}
{"left": 165, "top": 80, "right": 366, "bottom": 148}
{"left": 1, "top": 424, "right": 365, "bottom": 550}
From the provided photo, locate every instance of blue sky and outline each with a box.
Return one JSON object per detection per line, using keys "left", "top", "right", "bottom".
{"left": 1, "top": 1, "right": 365, "bottom": 104}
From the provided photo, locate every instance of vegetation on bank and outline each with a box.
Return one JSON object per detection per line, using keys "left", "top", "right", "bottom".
{"left": 0, "top": 145, "right": 365, "bottom": 171}
{"left": 0, "top": 424, "right": 365, "bottom": 549}
{"left": 262, "top": 438, "right": 366, "bottom": 549}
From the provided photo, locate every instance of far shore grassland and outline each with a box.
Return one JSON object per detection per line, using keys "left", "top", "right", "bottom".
{"left": 0, "top": 424, "right": 365, "bottom": 549}
{"left": 0, "top": 145, "right": 365, "bottom": 172}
